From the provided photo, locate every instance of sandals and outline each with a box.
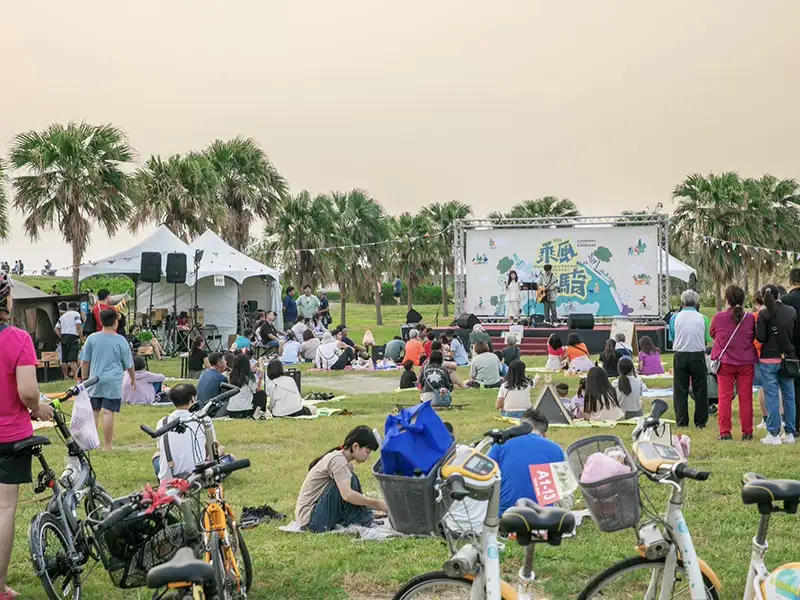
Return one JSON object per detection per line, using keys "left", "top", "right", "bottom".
{"left": 1, "top": 588, "right": 20, "bottom": 600}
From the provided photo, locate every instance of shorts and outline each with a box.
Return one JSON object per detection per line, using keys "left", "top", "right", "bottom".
{"left": 90, "top": 397, "right": 122, "bottom": 413}
{"left": 393, "top": 291, "right": 401, "bottom": 298}
{"left": 0, "top": 442, "right": 34, "bottom": 485}
{"left": 266, "top": 340, "right": 280, "bottom": 348}
{"left": 61, "top": 334, "right": 80, "bottom": 362}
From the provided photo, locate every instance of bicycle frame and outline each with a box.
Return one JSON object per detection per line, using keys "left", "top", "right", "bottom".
{"left": 743, "top": 514, "right": 771, "bottom": 600}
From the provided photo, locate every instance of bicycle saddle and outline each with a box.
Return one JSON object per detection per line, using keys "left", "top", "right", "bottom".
{"left": 146, "top": 548, "right": 214, "bottom": 588}
{"left": 11, "top": 435, "right": 51, "bottom": 454}
{"left": 499, "top": 500, "right": 575, "bottom": 546}
{"left": 742, "top": 472, "right": 800, "bottom": 509}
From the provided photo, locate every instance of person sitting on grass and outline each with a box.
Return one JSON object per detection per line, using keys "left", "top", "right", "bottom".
{"left": 599, "top": 339, "right": 620, "bottom": 378}
{"left": 258, "top": 311, "right": 282, "bottom": 350}
{"left": 494, "top": 351, "right": 509, "bottom": 377}
{"left": 467, "top": 342, "right": 503, "bottom": 388}
{"left": 226, "top": 354, "right": 268, "bottom": 419}
{"left": 280, "top": 331, "right": 302, "bottom": 364}
{"left": 496, "top": 359, "right": 533, "bottom": 418}
{"left": 423, "top": 331, "right": 436, "bottom": 359}
{"left": 583, "top": 366, "right": 624, "bottom": 422}
{"left": 399, "top": 360, "right": 418, "bottom": 389}
{"left": 265, "top": 360, "right": 316, "bottom": 417}
{"left": 614, "top": 333, "right": 633, "bottom": 357}
{"left": 294, "top": 426, "right": 387, "bottom": 532}
{"left": 419, "top": 350, "right": 454, "bottom": 403}
{"left": 231, "top": 328, "right": 254, "bottom": 354}
{"left": 637, "top": 335, "right": 665, "bottom": 376}
{"left": 385, "top": 335, "right": 406, "bottom": 363}
{"left": 337, "top": 325, "right": 366, "bottom": 353}
{"left": 566, "top": 333, "right": 593, "bottom": 373}
{"left": 555, "top": 382, "right": 571, "bottom": 412}
{"left": 443, "top": 333, "right": 469, "bottom": 367}
{"left": 123, "top": 357, "right": 168, "bottom": 405}
{"left": 315, "top": 331, "right": 355, "bottom": 370}
{"left": 404, "top": 329, "right": 425, "bottom": 366}
{"left": 300, "top": 329, "right": 321, "bottom": 362}
{"left": 469, "top": 323, "right": 493, "bottom": 353}
{"left": 187, "top": 336, "right": 210, "bottom": 379}
{"left": 152, "top": 383, "right": 230, "bottom": 481}
{"left": 545, "top": 334, "right": 566, "bottom": 371}
{"left": 501, "top": 334, "right": 521, "bottom": 365}
{"left": 613, "top": 357, "right": 647, "bottom": 419}
{"left": 196, "top": 353, "right": 228, "bottom": 408}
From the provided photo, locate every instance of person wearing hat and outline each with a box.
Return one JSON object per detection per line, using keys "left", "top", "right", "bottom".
{"left": 297, "top": 285, "right": 321, "bottom": 321}
{"left": 315, "top": 331, "right": 355, "bottom": 370}
{"left": 537, "top": 264, "right": 559, "bottom": 324}
{"left": 318, "top": 289, "right": 332, "bottom": 328}
{"left": 468, "top": 323, "right": 493, "bottom": 354}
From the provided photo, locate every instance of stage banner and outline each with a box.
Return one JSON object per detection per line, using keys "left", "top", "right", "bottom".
{"left": 465, "top": 225, "right": 660, "bottom": 318}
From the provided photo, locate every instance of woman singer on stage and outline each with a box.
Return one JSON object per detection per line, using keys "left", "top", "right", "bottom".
{"left": 505, "top": 270, "right": 521, "bottom": 319}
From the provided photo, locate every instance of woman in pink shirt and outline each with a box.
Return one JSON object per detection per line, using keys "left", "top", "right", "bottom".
{"left": 709, "top": 285, "right": 758, "bottom": 441}
{"left": 0, "top": 296, "right": 54, "bottom": 599}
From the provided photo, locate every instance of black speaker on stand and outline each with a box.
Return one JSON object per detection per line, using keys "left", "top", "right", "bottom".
{"left": 455, "top": 313, "right": 481, "bottom": 330}
{"left": 165, "top": 253, "right": 187, "bottom": 355}
{"left": 567, "top": 313, "right": 595, "bottom": 330}
{"left": 140, "top": 252, "right": 162, "bottom": 331}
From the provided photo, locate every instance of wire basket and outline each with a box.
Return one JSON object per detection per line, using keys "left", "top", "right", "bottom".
{"left": 566, "top": 435, "right": 641, "bottom": 533}
{"left": 87, "top": 500, "right": 201, "bottom": 589}
{"left": 372, "top": 446, "right": 454, "bottom": 536}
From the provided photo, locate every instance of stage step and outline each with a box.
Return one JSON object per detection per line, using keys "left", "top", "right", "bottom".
{"left": 491, "top": 336, "right": 549, "bottom": 356}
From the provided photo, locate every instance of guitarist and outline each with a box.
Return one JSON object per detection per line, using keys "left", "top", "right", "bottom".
{"left": 537, "top": 264, "right": 559, "bottom": 324}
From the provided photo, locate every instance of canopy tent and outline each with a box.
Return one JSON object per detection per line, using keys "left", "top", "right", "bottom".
{"left": 658, "top": 248, "right": 697, "bottom": 283}
{"left": 78, "top": 226, "right": 283, "bottom": 342}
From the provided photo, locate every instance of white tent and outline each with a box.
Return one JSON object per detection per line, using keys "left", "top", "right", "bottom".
{"left": 658, "top": 248, "right": 696, "bottom": 283}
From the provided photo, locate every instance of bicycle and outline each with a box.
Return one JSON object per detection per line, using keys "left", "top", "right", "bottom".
{"left": 578, "top": 398, "right": 800, "bottom": 599}
{"left": 140, "top": 385, "right": 253, "bottom": 599}
{"left": 390, "top": 423, "right": 576, "bottom": 599}
{"left": 22, "top": 377, "right": 116, "bottom": 600}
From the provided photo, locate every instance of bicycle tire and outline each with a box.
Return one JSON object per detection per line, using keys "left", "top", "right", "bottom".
{"left": 226, "top": 514, "right": 253, "bottom": 593}
{"left": 209, "top": 531, "right": 226, "bottom": 600}
{"left": 29, "top": 512, "right": 82, "bottom": 600}
{"left": 578, "top": 555, "right": 720, "bottom": 600}
{"left": 393, "top": 571, "right": 474, "bottom": 600}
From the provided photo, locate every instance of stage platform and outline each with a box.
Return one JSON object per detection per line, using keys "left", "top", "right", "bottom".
{"left": 433, "top": 324, "right": 667, "bottom": 356}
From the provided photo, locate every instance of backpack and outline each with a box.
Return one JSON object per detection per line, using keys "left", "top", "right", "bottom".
{"left": 158, "top": 416, "right": 192, "bottom": 479}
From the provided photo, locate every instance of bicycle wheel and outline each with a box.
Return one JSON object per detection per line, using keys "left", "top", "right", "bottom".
{"left": 29, "top": 512, "right": 81, "bottom": 600}
{"left": 393, "top": 571, "right": 474, "bottom": 599}
{"left": 209, "top": 531, "right": 226, "bottom": 600}
{"left": 84, "top": 482, "right": 113, "bottom": 515}
{"left": 226, "top": 514, "right": 253, "bottom": 593}
{"left": 578, "top": 556, "right": 720, "bottom": 600}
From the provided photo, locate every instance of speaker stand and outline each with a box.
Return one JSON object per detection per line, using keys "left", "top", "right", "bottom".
{"left": 147, "top": 283, "right": 155, "bottom": 332}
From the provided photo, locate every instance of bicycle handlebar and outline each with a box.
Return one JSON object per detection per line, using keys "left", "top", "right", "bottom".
{"left": 632, "top": 399, "right": 669, "bottom": 441}
{"left": 675, "top": 463, "right": 711, "bottom": 481}
{"left": 140, "top": 419, "right": 186, "bottom": 439}
{"left": 52, "top": 376, "right": 99, "bottom": 406}
{"left": 209, "top": 458, "right": 251, "bottom": 477}
{"left": 94, "top": 501, "right": 137, "bottom": 535}
{"left": 481, "top": 421, "right": 533, "bottom": 446}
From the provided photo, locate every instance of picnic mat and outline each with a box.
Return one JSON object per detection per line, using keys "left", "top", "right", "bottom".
{"left": 494, "top": 415, "right": 676, "bottom": 428}
{"left": 280, "top": 519, "right": 407, "bottom": 541}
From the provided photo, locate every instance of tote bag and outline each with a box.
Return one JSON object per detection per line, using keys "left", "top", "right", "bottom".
{"left": 382, "top": 401, "right": 451, "bottom": 476}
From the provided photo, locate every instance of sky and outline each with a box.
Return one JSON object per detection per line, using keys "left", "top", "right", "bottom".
{"left": 2, "top": 0, "right": 800, "bottom": 273}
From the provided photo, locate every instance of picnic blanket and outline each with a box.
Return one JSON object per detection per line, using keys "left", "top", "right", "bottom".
{"left": 494, "top": 415, "right": 676, "bottom": 428}
{"left": 642, "top": 388, "right": 674, "bottom": 399}
{"left": 280, "top": 519, "right": 407, "bottom": 541}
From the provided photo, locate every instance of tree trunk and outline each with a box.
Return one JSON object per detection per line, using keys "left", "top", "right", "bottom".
{"left": 407, "top": 277, "right": 414, "bottom": 311}
{"left": 441, "top": 261, "right": 449, "bottom": 316}
{"left": 714, "top": 277, "right": 722, "bottom": 312}
{"left": 340, "top": 281, "right": 347, "bottom": 326}
{"left": 743, "top": 269, "right": 749, "bottom": 298}
{"left": 374, "top": 279, "right": 383, "bottom": 325}
{"left": 753, "top": 264, "right": 760, "bottom": 294}
{"left": 72, "top": 244, "right": 81, "bottom": 293}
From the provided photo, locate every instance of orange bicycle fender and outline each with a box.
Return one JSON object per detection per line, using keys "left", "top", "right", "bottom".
{"left": 697, "top": 558, "right": 721, "bottom": 593}
{"left": 463, "top": 575, "right": 518, "bottom": 599}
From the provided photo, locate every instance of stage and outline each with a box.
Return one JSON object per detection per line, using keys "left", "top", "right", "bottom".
{"left": 433, "top": 323, "right": 667, "bottom": 355}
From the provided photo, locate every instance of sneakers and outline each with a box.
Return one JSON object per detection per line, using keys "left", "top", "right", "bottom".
{"left": 742, "top": 433, "right": 753, "bottom": 441}
{"left": 781, "top": 433, "right": 796, "bottom": 444}
{"left": 761, "top": 433, "right": 783, "bottom": 445}
{"left": 756, "top": 420, "right": 767, "bottom": 430}
{"left": 717, "top": 434, "right": 733, "bottom": 441}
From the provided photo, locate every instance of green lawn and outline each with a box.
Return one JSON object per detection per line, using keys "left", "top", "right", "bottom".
{"left": 10, "top": 350, "right": 798, "bottom": 600}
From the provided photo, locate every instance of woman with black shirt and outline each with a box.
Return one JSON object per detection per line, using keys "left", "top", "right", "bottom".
{"left": 187, "top": 336, "right": 210, "bottom": 379}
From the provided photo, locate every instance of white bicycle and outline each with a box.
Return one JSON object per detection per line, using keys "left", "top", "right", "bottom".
{"left": 579, "top": 399, "right": 800, "bottom": 599}
{"left": 392, "top": 423, "right": 575, "bottom": 600}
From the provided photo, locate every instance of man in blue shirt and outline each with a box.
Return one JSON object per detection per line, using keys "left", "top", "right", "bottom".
{"left": 393, "top": 276, "right": 402, "bottom": 305}
{"left": 80, "top": 308, "right": 136, "bottom": 451}
{"left": 487, "top": 408, "right": 566, "bottom": 515}
{"left": 283, "top": 286, "right": 298, "bottom": 328}
{"left": 197, "top": 353, "right": 228, "bottom": 408}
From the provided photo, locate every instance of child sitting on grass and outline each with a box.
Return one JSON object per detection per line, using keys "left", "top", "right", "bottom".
{"left": 556, "top": 382, "right": 571, "bottom": 412}
{"left": 583, "top": 366, "right": 624, "bottom": 422}
{"left": 570, "top": 378, "right": 586, "bottom": 419}
{"left": 545, "top": 334, "right": 566, "bottom": 371}
{"left": 399, "top": 360, "right": 418, "bottom": 389}
{"left": 637, "top": 335, "right": 665, "bottom": 376}
{"left": 613, "top": 357, "right": 647, "bottom": 419}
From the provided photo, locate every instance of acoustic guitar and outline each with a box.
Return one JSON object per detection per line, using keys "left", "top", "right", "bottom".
{"left": 536, "top": 278, "right": 558, "bottom": 303}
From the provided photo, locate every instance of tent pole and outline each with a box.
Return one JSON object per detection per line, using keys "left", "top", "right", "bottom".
{"left": 147, "top": 283, "right": 155, "bottom": 331}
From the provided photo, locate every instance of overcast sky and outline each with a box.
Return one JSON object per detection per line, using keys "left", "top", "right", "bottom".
{"left": 2, "top": 1, "right": 800, "bottom": 272}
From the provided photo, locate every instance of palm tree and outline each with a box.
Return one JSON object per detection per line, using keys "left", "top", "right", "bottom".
{"left": 261, "top": 190, "right": 334, "bottom": 288}
{"left": 671, "top": 172, "right": 750, "bottom": 310}
{"left": 205, "top": 137, "right": 288, "bottom": 251}
{"left": 423, "top": 200, "right": 472, "bottom": 316}
{"left": 10, "top": 122, "right": 135, "bottom": 292}
{"left": 0, "top": 159, "right": 9, "bottom": 241}
{"left": 506, "top": 196, "right": 581, "bottom": 220}
{"left": 131, "top": 153, "right": 224, "bottom": 242}
{"left": 393, "top": 211, "right": 438, "bottom": 311}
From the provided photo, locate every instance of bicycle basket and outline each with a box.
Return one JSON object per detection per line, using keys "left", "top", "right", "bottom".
{"left": 372, "top": 445, "right": 454, "bottom": 536}
{"left": 566, "top": 435, "right": 640, "bottom": 533}
{"left": 87, "top": 499, "right": 201, "bottom": 589}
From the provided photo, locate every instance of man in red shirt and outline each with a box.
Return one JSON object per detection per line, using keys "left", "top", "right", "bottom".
{"left": 91, "top": 288, "right": 116, "bottom": 327}
{"left": 0, "top": 297, "right": 54, "bottom": 599}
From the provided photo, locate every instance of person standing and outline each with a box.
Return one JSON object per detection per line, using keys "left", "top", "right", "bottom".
{"left": 283, "top": 286, "right": 298, "bottom": 329}
{"left": 296, "top": 285, "right": 321, "bottom": 321}
{"left": 393, "top": 276, "right": 402, "bottom": 305}
{"left": 780, "top": 268, "right": 800, "bottom": 435}
{"left": 55, "top": 301, "right": 83, "bottom": 380}
{"left": 537, "top": 264, "right": 559, "bottom": 324}
{"left": 0, "top": 288, "right": 54, "bottom": 599}
{"left": 318, "top": 289, "right": 332, "bottom": 327}
{"left": 670, "top": 290, "right": 710, "bottom": 429}
{"left": 505, "top": 270, "right": 521, "bottom": 319}
{"left": 709, "top": 286, "right": 757, "bottom": 441}
{"left": 80, "top": 308, "right": 136, "bottom": 451}
{"left": 756, "top": 284, "right": 797, "bottom": 445}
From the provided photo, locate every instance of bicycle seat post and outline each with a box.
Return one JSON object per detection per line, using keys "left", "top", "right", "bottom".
{"left": 518, "top": 544, "right": 536, "bottom": 590}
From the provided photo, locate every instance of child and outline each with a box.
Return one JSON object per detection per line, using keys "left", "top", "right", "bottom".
{"left": 570, "top": 378, "right": 586, "bottom": 419}
{"left": 399, "top": 360, "right": 418, "bottom": 389}
{"left": 496, "top": 359, "right": 533, "bottom": 418}
{"left": 545, "top": 334, "right": 566, "bottom": 371}
{"left": 294, "top": 426, "right": 387, "bottom": 532}
{"left": 423, "top": 331, "right": 436, "bottom": 358}
{"left": 614, "top": 333, "right": 633, "bottom": 357}
{"left": 583, "top": 366, "right": 624, "bottom": 422}
{"left": 599, "top": 339, "right": 620, "bottom": 378}
{"left": 555, "top": 382, "right": 571, "bottom": 412}
{"left": 613, "top": 357, "right": 647, "bottom": 419}
{"left": 123, "top": 356, "right": 168, "bottom": 405}
{"left": 566, "top": 333, "right": 593, "bottom": 373}
{"left": 280, "top": 332, "right": 302, "bottom": 364}
{"left": 637, "top": 336, "right": 665, "bottom": 376}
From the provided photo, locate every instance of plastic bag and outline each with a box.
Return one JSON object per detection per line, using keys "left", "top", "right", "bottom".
{"left": 69, "top": 388, "right": 100, "bottom": 451}
{"left": 382, "top": 401, "right": 451, "bottom": 476}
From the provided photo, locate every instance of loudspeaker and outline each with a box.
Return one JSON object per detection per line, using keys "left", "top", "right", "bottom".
{"left": 166, "top": 253, "right": 187, "bottom": 284}
{"left": 456, "top": 313, "right": 481, "bottom": 330}
{"left": 247, "top": 301, "right": 258, "bottom": 314}
{"left": 286, "top": 367, "right": 302, "bottom": 395}
{"left": 406, "top": 308, "right": 423, "bottom": 324}
{"left": 567, "top": 313, "right": 595, "bottom": 330}
{"left": 140, "top": 252, "right": 162, "bottom": 283}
